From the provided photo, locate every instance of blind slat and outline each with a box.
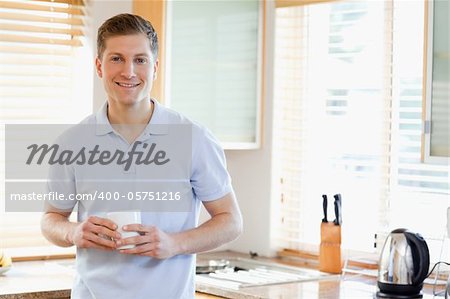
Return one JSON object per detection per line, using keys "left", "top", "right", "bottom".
{"left": 0, "top": 44, "right": 71, "bottom": 55}
{"left": 0, "top": 1, "right": 85, "bottom": 15}
{"left": 0, "top": 80, "right": 70, "bottom": 87}
{"left": 0, "top": 68, "right": 71, "bottom": 76}
{"left": 0, "top": 12, "right": 84, "bottom": 26}
{"left": 0, "top": 34, "right": 81, "bottom": 46}
{"left": 20, "top": 0, "right": 84, "bottom": 4}
{"left": 0, "top": 23, "right": 83, "bottom": 36}
{"left": 0, "top": 56, "right": 71, "bottom": 66}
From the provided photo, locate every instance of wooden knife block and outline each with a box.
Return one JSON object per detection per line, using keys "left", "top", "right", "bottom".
{"left": 319, "top": 222, "right": 342, "bottom": 274}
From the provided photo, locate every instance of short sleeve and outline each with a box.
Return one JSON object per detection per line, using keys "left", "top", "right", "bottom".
{"left": 190, "top": 127, "right": 232, "bottom": 201}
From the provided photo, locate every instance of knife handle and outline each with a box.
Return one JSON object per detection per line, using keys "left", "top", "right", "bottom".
{"left": 333, "top": 200, "right": 339, "bottom": 225}
{"left": 333, "top": 195, "right": 342, "bottom": 226}
{"left": 333, "top": 193, "right": 341, "bottom": 202}
{"left": 322, "top": 194, "right": 328, "bottom": 222}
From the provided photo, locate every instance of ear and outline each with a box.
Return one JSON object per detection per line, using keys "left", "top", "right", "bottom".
{"left": 95, "top": 57, "right": 103, "bottom": 78}
{"left": 153, "top": 59, "right": 159, "bottom": 81}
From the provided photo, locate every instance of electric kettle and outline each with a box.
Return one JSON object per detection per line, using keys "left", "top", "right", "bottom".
{"left": 376, "top": 228, "right": 430, "bottom": 298}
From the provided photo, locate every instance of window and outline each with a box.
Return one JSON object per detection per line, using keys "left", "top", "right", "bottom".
{"left": 273, "top": 0, "right": 449, "bottom": 262}
{"left": 0, "top": 0, "right": 90, "bottom": 252}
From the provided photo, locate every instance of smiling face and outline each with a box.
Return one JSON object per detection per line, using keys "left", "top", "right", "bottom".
{"left": 95, "top": 34, "right": 158, "bottom": 107}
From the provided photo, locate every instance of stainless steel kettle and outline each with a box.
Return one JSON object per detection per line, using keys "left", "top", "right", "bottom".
{"left": 377, "top": 228, "right": 430, "bottom": 298}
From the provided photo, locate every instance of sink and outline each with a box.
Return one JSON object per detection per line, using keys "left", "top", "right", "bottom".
{"left": 196, "top": 258, "right": 333, "bottom": 290}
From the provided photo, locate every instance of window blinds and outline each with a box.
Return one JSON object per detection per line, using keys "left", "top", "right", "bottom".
{"left": 273, "top": 0, "right": 449, "bottom": 262}
{"left": 0, "top": 0, "right": 85, "bottom": 47}
{"left": 0, "top": 0, "right": 87, "bottom": 250}
{"left": 0, "top": 0, "right": 87, "bottom": 122}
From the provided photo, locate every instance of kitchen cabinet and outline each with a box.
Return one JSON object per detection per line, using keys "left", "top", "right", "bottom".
{"left": 165, "top": 0, "right": 263, "bottom": 149}
{"left": 423, "top": 0, "right": 450, "bottom": 162}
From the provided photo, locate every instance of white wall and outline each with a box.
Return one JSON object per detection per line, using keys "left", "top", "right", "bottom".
{"left": 90, "top": 0, "right": 276, "bottom": 257}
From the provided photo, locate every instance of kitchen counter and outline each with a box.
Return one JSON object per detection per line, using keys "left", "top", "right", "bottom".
{"left": 196, "top": 251, "right": 443, "bottom": 299}
{"left": 0, "top": 251, "right": 443, "bottom": 299}
{"left": 0, "top": 258, "right": 215, "bottom": 299}
{"left": 0, "top": 259, "right": 72, "bottom": 299}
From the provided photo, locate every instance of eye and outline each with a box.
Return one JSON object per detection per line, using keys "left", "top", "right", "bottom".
{"left": 135, "top": 57, "right": 148, "bottom": 64}
{"left": 110, "top": 56, "right": 122, "bottom": 63}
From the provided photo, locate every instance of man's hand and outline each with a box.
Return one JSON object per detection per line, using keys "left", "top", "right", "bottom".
{"left": 116, "top": 225, "right": 179, "bottom": 259}
{"left": 116, "top": 192, "right": 242, "bottom": 258}
{"left": 71, "top": 216, "right": 120, "bottom": 251}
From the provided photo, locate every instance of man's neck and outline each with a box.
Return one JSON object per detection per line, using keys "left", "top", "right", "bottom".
{"left": 106, "top": 99, "right": 154, "bottom": 144}
{"left": 107, "top": 99, "right": 153, "bottom": 125}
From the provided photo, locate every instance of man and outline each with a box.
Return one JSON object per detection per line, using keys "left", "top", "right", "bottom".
{"left": 41, "top": 13, "right": 242, "bottom": 299}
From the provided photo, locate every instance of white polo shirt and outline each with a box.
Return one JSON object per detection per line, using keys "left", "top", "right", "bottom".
{"left": 47, "top": 99, "right": 233, "bottom": 299}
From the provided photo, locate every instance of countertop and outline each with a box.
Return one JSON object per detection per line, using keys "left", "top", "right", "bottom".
{"left": 196, "top": 251, "right": 443, "bottom": 299}
{"left": 0, "top": 251, "right": 444, "bottom": 299}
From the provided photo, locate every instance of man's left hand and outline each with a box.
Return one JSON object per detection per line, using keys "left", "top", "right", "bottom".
{"left": 116, "top": 224, "right": 179, "bottom": 259}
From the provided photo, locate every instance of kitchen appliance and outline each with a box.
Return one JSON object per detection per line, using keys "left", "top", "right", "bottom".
{"left": 376, "top": 229, "right": 430, "bottom": 299}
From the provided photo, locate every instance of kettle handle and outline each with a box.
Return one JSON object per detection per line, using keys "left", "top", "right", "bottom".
{"left": 405, "top": 232, "right": 430, "bottom": 285}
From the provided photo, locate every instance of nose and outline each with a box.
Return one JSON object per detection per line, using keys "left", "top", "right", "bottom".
{"left": 121, "top": 61, "right": 136, "bottom": 79}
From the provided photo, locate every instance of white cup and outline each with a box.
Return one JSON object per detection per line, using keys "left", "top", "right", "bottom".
{"left": 106, "top": 210, "right": 141, "bottom": 250}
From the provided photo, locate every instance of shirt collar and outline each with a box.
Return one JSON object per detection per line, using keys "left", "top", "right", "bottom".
{"left": 95, "top": 99, "right": 169, "bottom": 136}
{"left": 95, "top": 101, "right": 113, "bottom": 136}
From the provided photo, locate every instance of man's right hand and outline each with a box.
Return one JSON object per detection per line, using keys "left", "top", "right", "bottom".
{"left": 70, "top": 216, "right": 120, "bottom": 250}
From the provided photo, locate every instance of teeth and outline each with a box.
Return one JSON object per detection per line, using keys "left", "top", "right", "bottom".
{"left": 117, "top": 82, "right": 138, "bottom": 87}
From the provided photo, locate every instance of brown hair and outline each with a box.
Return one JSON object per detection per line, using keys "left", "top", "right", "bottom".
{"left": 97, "top": 13, "right": 158, "bottom": 60}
